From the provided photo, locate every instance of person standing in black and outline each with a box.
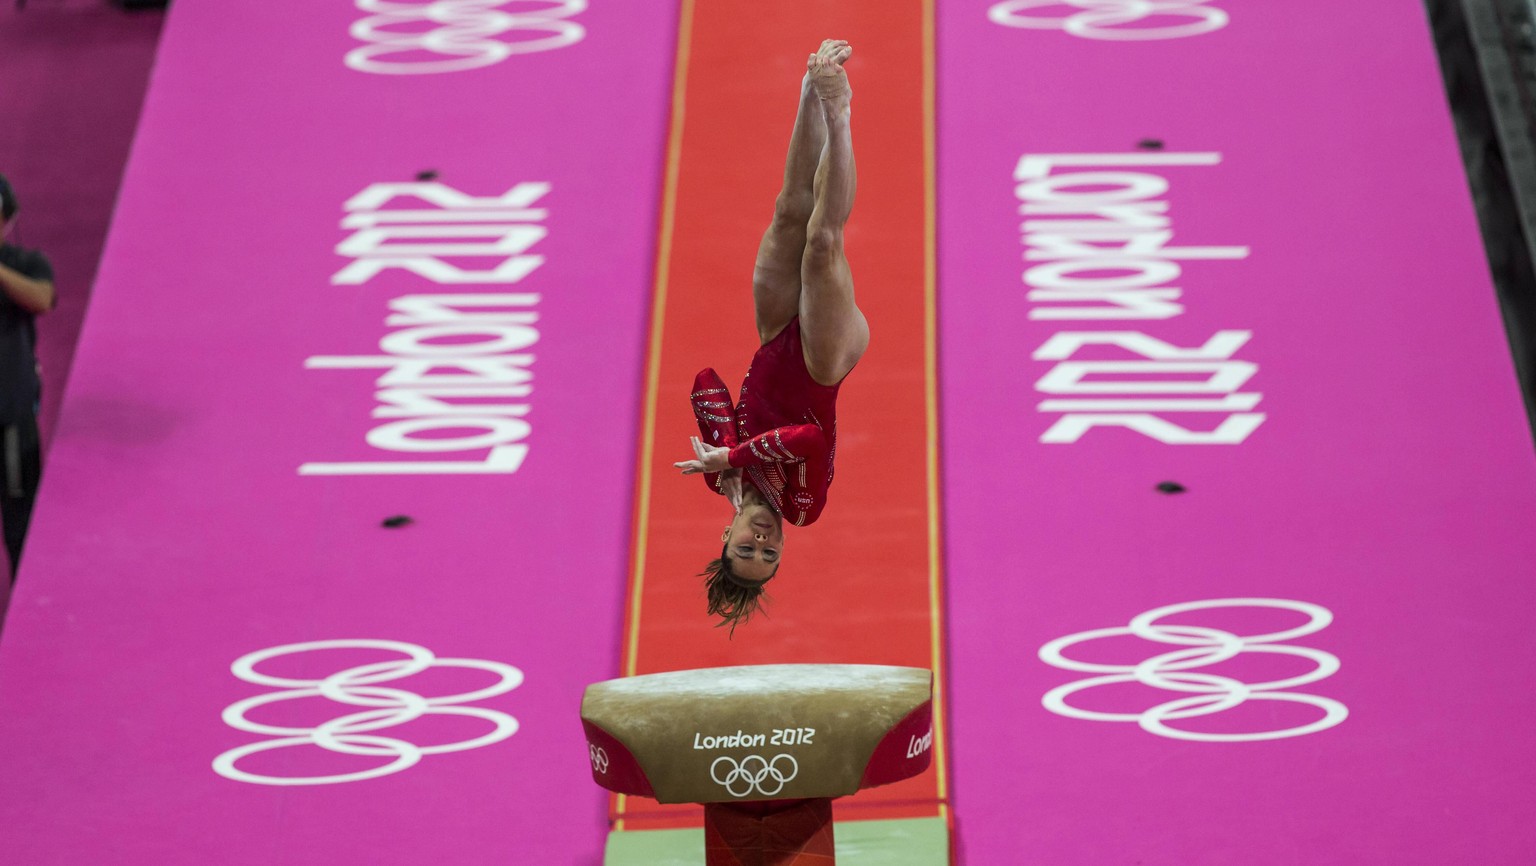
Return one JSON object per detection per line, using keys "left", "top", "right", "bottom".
{"left": 0, "top": 174, "right": 56, "bottom": 579}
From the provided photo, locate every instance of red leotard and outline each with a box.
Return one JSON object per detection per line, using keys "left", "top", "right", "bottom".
{"left": 689, "top": 318, "right": 839, "bottom": 527}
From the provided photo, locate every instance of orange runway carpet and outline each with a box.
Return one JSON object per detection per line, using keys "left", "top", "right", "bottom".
{"left": 619, "top": 0, "right": 946, "bottom": 833}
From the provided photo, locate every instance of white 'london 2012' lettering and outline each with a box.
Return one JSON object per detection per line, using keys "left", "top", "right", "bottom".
{"left": 301, "top": 181, "right": 550, "bottom": 476}
{"left": 1016, "top": 153, "right": 1262, "bottom": 445}
{"left": 989, "top": 0, "right": 1228, "bottom": 41}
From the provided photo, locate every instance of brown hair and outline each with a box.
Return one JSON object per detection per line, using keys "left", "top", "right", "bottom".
{"left": 701, "top": 542, "right": 775, "bottom": 636}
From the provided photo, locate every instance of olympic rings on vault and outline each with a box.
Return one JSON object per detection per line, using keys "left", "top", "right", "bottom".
{"left": 1039, "top": 598, "right": 1348, "bottom": 742}
{"left": 213, "top": 639, "right": 524, "bottom": 786}
{"left": 710, "top": 754, "right": 799, "bottom": 798}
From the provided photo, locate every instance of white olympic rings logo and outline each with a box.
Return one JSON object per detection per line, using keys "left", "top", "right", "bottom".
{"left": 710, "top": 754, "right": 799, "bottom": 798}
{"left": 988, "top": 0, "right": 1229, "bottom": 41}
{"left": 213, "top": 639, "right": 524, "bottom": 785}
{"left": 347, "top": 0, "right": 586, "bottom": 75}
{"left": 589, "top": 744, "right": 609, "bottom": 775}
{"left": 1039, "top": 599, "right": 1348, "bottom": 742}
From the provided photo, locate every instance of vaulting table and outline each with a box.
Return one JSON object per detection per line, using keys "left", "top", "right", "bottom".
{"left": 581, "top": 664, "right": 936, "bottom": 865}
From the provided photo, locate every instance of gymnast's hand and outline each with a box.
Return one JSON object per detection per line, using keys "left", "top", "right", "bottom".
{"left": 675, "top": 436, "right": 732, "bottom": 475}
{"left": 719, "top": 469, "right": 744, "bottom": 512}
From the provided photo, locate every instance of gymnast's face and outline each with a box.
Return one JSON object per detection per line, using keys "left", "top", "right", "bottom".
{"left": 722, "top": 504, "right": 784, "bottom": 582}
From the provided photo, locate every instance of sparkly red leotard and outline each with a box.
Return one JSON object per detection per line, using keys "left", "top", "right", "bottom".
{"left": 689, "top": 318, "right": 839, "bottom": 527}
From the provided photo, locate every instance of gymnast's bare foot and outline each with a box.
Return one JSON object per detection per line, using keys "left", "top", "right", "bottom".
{"left": 807, "top": 39, "right": 852, "bottom": 116}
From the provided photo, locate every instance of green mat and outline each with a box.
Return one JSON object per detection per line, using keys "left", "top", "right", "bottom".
{"left": 604, "top": 816, "right": 950, "bottom": 865}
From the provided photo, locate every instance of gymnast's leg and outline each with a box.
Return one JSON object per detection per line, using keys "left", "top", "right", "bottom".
{"left": 800, "top": 42, "right": 869, "bottom": 386}
{"left": 751, "top": 40, "right": 845, "bottom": 345}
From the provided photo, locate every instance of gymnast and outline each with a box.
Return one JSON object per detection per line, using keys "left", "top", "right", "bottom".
{"left": 674, "top": 39, "right": 868, "bottom": 631}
